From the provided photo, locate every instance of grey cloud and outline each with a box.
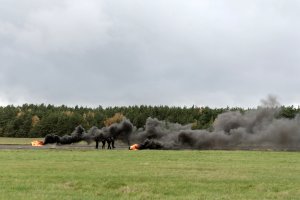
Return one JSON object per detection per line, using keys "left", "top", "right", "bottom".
{"left": 1, "top": 0, "right": 300, "bottom": 107}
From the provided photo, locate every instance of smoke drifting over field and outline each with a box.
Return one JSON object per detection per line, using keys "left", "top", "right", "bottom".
{"left": 44, "top": 96, "right": 300, "bottom": 150}
{"left": 131, "top": 96, "right": 300, "bottom": 150}
{"left": 44, "top": 119, "right": 133, "bottom": 146}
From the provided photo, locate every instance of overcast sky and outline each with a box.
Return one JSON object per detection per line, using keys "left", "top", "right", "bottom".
{"left": 0, "top": 0, "right": 300, "bottom": 108}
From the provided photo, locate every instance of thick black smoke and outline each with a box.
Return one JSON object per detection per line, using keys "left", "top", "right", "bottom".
{"left": 44, "top": 125, "right": 88, "bottom": 145}
{"left": 43, "top": 119, "right": 133, "bottom": 148}
{"left": 85, "top": 119, "right": 133, "bottom": 148}
{"left": 44, "top": 96, "right": 300, "bottom": 150}
{"left": 131, "top": 96, "right": 300, "bottom": 150}
{"left": 107, "top": 119, "right": 134, "bottom": 145}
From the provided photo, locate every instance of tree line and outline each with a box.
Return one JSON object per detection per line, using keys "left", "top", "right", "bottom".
{"left": 0, "top": 104, "right": 299, "bottom": 138}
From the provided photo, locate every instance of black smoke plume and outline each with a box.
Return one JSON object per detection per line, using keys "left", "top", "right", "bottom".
{"left": 44, "top": 96, "right": 300, "bottom": 150}
{"left": 131, "top": 96, "right": 300, "bottom": 150}
{"left": 85, "top": 119, "right": 133, "bottom": 148}
{"left": 43, "top": 125, "right": 87, "bottom": 145}
{"left": 43, "top": 119, "right": 133, "bottom": 148}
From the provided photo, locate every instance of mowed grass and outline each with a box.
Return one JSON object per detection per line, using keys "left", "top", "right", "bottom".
{"left": 0, "top": 137, "right": 43, "bottom": 145}
{"left": 0, "top": 150, "right": 300, "bottom": 200}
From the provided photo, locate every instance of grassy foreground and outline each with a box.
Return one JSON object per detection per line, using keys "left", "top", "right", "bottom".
{"left": 0, "top": 150, "right": 300, "bottom": 200}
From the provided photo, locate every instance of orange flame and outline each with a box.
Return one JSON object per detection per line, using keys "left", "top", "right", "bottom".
{"left": 129, "top": 144, "right": 140, "bottom": 150}
{"left": 31, "top": 140, "right": 44, "bottom": 146}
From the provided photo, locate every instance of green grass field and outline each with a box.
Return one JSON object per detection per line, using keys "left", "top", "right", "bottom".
{"left": 0, "top": 150, "right": 300, "bottom": 200}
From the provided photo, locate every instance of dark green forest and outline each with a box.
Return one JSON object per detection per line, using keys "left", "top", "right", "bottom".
{"left": 0, "top": 104, "right": 299, "bottom": 138}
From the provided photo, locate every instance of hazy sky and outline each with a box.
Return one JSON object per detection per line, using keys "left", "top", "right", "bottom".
{"left": 1, "top": 0, "right": 300, "bottom": 107}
